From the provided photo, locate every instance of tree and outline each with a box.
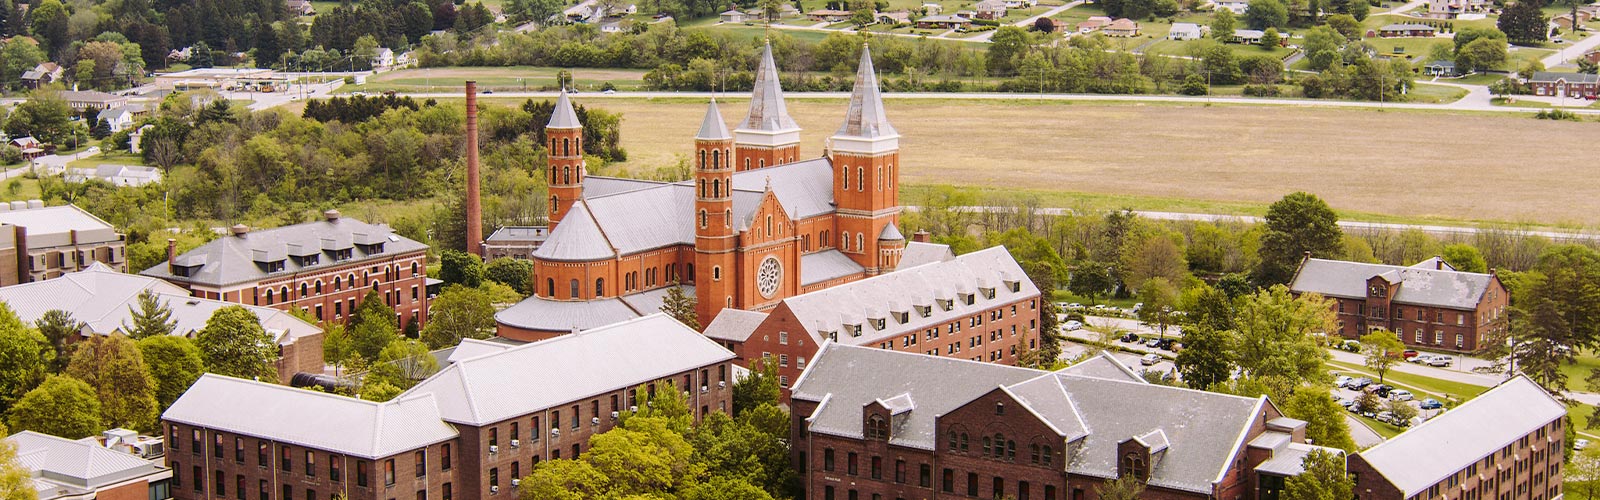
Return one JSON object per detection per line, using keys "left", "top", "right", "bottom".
{"left": 64, "top": 335, "right": 158, "bottom": 431}
{"left": 1254, "top": 192, "right": 1343, "bottom": 287}
{"left": 1034, "top": 17, "right": 1056, "bottom": 32}
{"left": 1498, "top": 2, "right": 1547, "bottom": 44}
{"left": 350, "top": 299, "right": 400, "bottom": 362}
{"left": 4, "top": 91, "right": 72, "bottom": 144}
{"left": 1570, "top": 446, "right": 1600, "bottom": 500}
{"left": 420, "top": 285, "right": 496, "bottom": 349}
{"left": 1095, "top": 475, "right": 1146, "bottom": 500}
{"left": 136, "top": 336, "right": 203, "bottom": 411}
{"left": 1441, "top": 244, "right": 1488, "bottom": 273}
{"left": 1232, "top": 285, "right": 1335, "bottom": 385}
{"left": 7, "top": 375, "right": 101, "bottom": 439}
{"left": 439, "top": 250, "right": 484, "bottom": 287}
{"left": 1326, "top": 13, "right": 1360, "bottom": 38}
{"left": 33, "top": 310, "right": 81, "bottom": 372}
{"left": 1499, "top": 245, "right": 1600, "bottom": 394}
{"left": 688, "top": 407, "right": 793, "bottom": 498}
{"left": 988, "top": 26, "right": 1032, "bottom": 76}
{"left": 1302, "top": 26, "right": 1347, "bottom": 71}
{"left": 195, "top": 306, "right": 278, "bottom": 381}
{"left": 0, "top": 38, "right": 44, "bottom": 91}
{"left": 732, "top": 357, "right": 781, "bottom": 417}
{"left": 1180, "top": 73, "right": 1209, "bottom": 95}
{"left": 485, "top": 258, "right": 534, "bottom": 296}
{"left": 123, "top": 289, "right": 177, "bottom": 340}
{"left": 0, "top": 423, "right": 33, "bottom": 500}
{"left": 1282, "top": 388, "right": 1356, "bottom": 450}
{"left": 1385, "top": 397, "right": 1417, "bottom": 425}
{"left": 661, "top": 283, "right": 700, "bottom": 330}
{"left": 1260, "top": 27, "right": 1281, "bottom": 47}
{"left": 1360, "top": 330, "right": 1404, "bottom": 385}
{"left": 1212, "top": 9, "right": 1238, "bottom": 41}
{"left": 1283, "top": 449, "right": 1353, "bottom": 500}
{"left": 1175, "top": 325, "right": 1233, "bottom": 388}
{"left": 1457, "top": 36, "right": 1508, "bottom": 72}
{"left": 0, "top": 305, "right": 48, "bottom": 412}
{"left": 27, "top": 0, "right": 67, "bottom": 56}
{"left": 1122, "top": 236, "right": 1188, "bottom": 288}
{"left": 365, "top": 339, "right": 439, "bottom": 391}
{"left": 1245, "top": 0, "right": 1288, "bottom": 29}
{"left": 1136, "top": 278, "right": 1179, "bottom": 340}
{"left": 1068, "top": 263, "right": 1114, "bottom": 305}
{"left": 1354, "top": 390, "right": 1380, "bottom": 413}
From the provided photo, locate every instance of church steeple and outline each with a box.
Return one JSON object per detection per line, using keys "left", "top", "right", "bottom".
{"left": 546, "top": 90, "right": 585, "bottom": 230}
{"left": 734, "top": 40, "right": 802, "bottom": 171}
{"left": 694, "top": 99, "right": 737, "bottom": 325}
{"left": 830, "top": 44, "right": 902, "bottom": 275}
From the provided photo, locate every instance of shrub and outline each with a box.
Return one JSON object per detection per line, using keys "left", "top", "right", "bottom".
{"left": 1534, "top": 109, "right": 1581, "bottom": 121}
{"left": 1242, "top": 84, "right": 1281, "bottom": 96}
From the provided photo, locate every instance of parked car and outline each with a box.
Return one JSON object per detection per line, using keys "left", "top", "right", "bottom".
{"left": 1068, "top": 303, "right": 1083, "bottom": 309}
{"left": 1348, "top": 377, "right": 1373, "bottom": 389}
{"left": 1057, "top": 302, "right": 1071, "bottom": 310}
{"left": 1578, "top": 439, "right": 1591, "bottom": 451}
{"left": 1390, "top": 389, "right": 1413, "bottom": 402}
{"left": 1338, "top": 340, "right": 1361, "bottom": 352}
{"left": 1155, "top": 339, "right": 1176, "bottom": 350}
{"left": 1375, "top": 411, "right": 1395, "bottom": 424}
{"left": 1064, "top": 320, "right": 1084, "bottom": 331}
{"left": 1145, "top": 339, "right": 1162, "bottom": 348}
{"left": 1334, "top": 375, "right": 1354, "bottom": 388}
{"left": 1402, "top": 350, "right": 1420, "bottom": 359}
{"left": 1337, "top": 398, "right": 1355, "bottom": 408}
{"left": 1120, "top": 333, "right": 1141, "bottom": 343}
{"left": 1419, "top": 398, "right": 1444, "bottom": 410}
{"left": 1427, "top": 356, "right": 1453, "bottom": 367}
{"left": 1140, "top": 353, "right": 1161, "bottom": 366}
{"left": 1365, "top": 384, "right": 1393, "bottom": 398}
{"left": 1409, "top": 354, "right": 1435, "bottom": 364}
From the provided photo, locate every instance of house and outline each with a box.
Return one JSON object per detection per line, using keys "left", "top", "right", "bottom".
{"left": 154, "top": 67, "right": 284, "bottom": 92}
{"left": 974, "top": 0, "right": 1007, "bottom": 19}
{"left": 1232, "top": 28, "right": 1266, "bottom": 44}
{"left": 1553, "top": 11, "right": 1593, "bottom": 30}
{"left": 1288, "top": 256, "right": 1509, "bottom": 352}
{"left": 1077, "top": 15, "right": 1112, "bottom": 32}
{"left": 922, "top": 2, "right": 942, "bottom": 14}
{"left": 482, "top": 226, "right": 550, "bottom": 261}
{"left": 1167, "top": 22, "right": 1210, "bottom": 40}
{"left": 285, "top": 0, "right": 315, "bottom": 15}
{"left": 1422, "top": 59, "right": 1460, "bottom": 76}
{"left": 1004, "top": 0, "right": 1037, "bottom": 7}
{"left": 700, "top": 244, "right": 1038, "bottom": 397}
{"left": 96, "top": 106, "right": 135, "bottom": 132}
{"left": 139, "top": 209, "right": 431, "bottom": 330}
{"left": 371, "top": 48, "right": 395, "bottom": 68}
{"left": 129, "top": 124, "right": 153, "bottom": 154}
{"left": 65, "top": 164, "right": 163, "bottom": 186}
{"left": 1377, "top": 23, "right": 1438, "bottom": 37}
{"left": 1103, "top": 17, "right": 1141, "bottom": 36}
{"left": 9, "top": 429, "right": 172, "bottom": 500}
{"left": 599, "top": 20, "right": 627, "bottom": 32}
{"left": 791, "top": 344, "right": 1344, "bottom": 500}
{"left": 1349, "top": 376, "right": 1565, "bottom": 500}
{"left": 808, "top": 8, "right": 853, "bottom": 21}
{"left": 916, "top": 14, "right": 973, "bottom": 28}
{"left": 9, "top": 136, "right": 41, "bottom": 159}
{"left": 1586, "top": 48, "right": 1600, "bottom": 64}
{"left": 0, "top": 203, "right": 125, "bottom": 285}
{"left": 1213, "top": 0, "right": 1250, "bottom": 13}
{"left": 720, "top": 9, "right": 751, "bottom": 22}
{"left": 19, "top": 62, "right": 62, "bottom": 89}
{"left": 0, "top": 262, "right": 324, "bottom": 382}
{"left": 162, "top": 313, "right": 736, "bottom": 500}
{"left": 1528, "top": 71, "right": 1600, "bottom": 98}
{"left": 57, "top": 90, "right": 128, "bottom": 112}
{"left": 1426, "top": 0, "right": 1488, "bottom": 16}
{"left": 878, "top": 10, "right": 911, "bottom": 24}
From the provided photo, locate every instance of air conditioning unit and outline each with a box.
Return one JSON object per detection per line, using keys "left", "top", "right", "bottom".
{"left": 610, "top": 411, "right": 619, "bottom": 420}
{"left": 718, "top": 381, "right": 726, "bottom": 388}
{"left": 629, "top": 406, "right": 638, "bottom": 412}
{"left": 550, "top": 428, "right": 560, "bottom": 437}
{"left": 591, "top": 417, "right": 600, "bottom": 425}
{"left": 511, "top": 479, "right": 521, "bottom": 487}
{"left": 510, "top": 439, "right": 519, "bottom": 448}
{"left": 490, "top": 486, "right": 499, "bottom": 494}
{"left": 700, "top": 385, "right": 708, "bottom": 393}
{"left": 489, "top": 445, "right": 498, "bottom": 453}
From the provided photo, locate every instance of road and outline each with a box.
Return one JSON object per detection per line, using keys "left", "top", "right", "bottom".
{"left": 969, "top": 1, "right": 1085, "bottom": 41}
{"left": 1377, "top": 0, "right": 1425, "bottom": 15}
{"left": 1542, "top": 30, "right": 1600, "bottom": 68}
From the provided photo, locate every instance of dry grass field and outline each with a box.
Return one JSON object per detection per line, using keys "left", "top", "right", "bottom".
{"left": 586, "top": 97, "right": 1600, "bottom": 227}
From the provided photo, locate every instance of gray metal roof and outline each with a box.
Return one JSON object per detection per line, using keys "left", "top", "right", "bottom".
{"left": 899, "top": 241, "right": 955, "bottom": 268}
{"left": 140, "top": 215, "right": 427, "bottom": 287}
{"left": 738, "top": 42, "right": 800, "bottom": 133}
{"left": 583, "top": 176, "right": 670, "bottom": 198}
{"left": 795, "top": 344, "right": 1266, "bottom": 493}
{"left": 445, "top": 338, "right": 512, "bottom": 364}
{"left": 530, "top": 200, "right": 618, "bottom": 261}
{"left": 495, "top": 293, "right": 641, "bottom": 331}
{"left": 1254, "top": 442, "right": 1338, "bottom": 476}
{"left": 835, "top": 45, "right": 898, "bottom": 139}
{"left": 404, "top": 313, "right": 734, "bottom": 425}
{"left": 0, "top": 204, "right": 116, "bottom": 236}
{"left": 1355, "top": 376, "right": 1564, "bottom": 496}
{"left": 800, "top": 250, "right": 865, "bottom": 285}
{"left": 618, "top": 285, "right": 694, "bottom": 316}
{"left": 701, "top": 308, "right": 770, "bottom": 342}
{"left": 696, "top": 99, "right": 732, "bottom": 140}
{"left": 782, "top": 246, "right": 1037, "bottom": 345}
{"left": 484, "top": 226, "right": 549, "bottom": 243}
{"left": 162, "top": 374, "right": 459, "bottom": 459}
{"left": 548, "top": 90, "right": 582, "bottom": 129}
{"left": 10, "top": 431, "right": 164, "bottom": 493}
{"left": 1380, "top": 23, "right": 1436, "bottom": 30}
{"left": 1289, "top": 258, "right": 1496, "bottom": 310}
{"left": 878, "top": 222, "right": 904, "bottom": 241}
{"left": 1531, "top": 71, "right": 1600, "bottom": 84}
{"left": 1058, "top": 350, "right": 1145, "bottom": 383}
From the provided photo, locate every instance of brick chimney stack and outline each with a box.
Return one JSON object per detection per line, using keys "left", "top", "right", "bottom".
{"left": 465, "top": 81, "right": 483, "bottom": 256}
{"left": 166, "top": 238, "right": 176, "bottom": 267}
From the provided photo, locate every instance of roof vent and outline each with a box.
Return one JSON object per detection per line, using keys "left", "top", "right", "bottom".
{"left": 230, "top": 224, "right": 249, "bottom": 236}
{"left": 323, "top": 209, "right": 341, "bottom": 222}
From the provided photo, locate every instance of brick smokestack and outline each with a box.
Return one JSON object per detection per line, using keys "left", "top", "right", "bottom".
{"left": 465, "top": 81, "right": 483, "bottom": 256}
{"left": 166, "top": 238, "right": 176, "bottom": 267}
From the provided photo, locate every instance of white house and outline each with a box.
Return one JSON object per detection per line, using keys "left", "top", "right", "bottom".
{"left": 65, "top": 164, "right": 162, "bottom": 187}
{"left": 372, "top": 48, "right": 395, "bottom": 68}
{"left": 974, "top": 0, "right": 1007, "bottom": 19}
{"left": 1003, "top": 0, "right": 1037, "bottom": 7}
{"left": 129, "top": 125, "right": 153, "bottom": 154}
{"left": 1168, "top": 22, "right": 1210, "bottom": 40}
{"left": 1213, "top": 0, "right": 1249, "bottom": 13}
{"left": 96, "top": 107, "right": 135, "bottom": 133}
{"left": 720, "top": 9, "right": 750, "bottom": 22}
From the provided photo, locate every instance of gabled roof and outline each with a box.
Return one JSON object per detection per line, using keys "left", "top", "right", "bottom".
{"left": 10, "top": 431, "right": 164, "bottom": 492}
{"left": 701, "top": 308, "right": 770, "bottom": 342}
{"left": 800, "top": 250, "right": 865, "bottom": 286}
{"left": 1530, "top": 71, "right": 1600, "bottom": 84}
{"left": 738, "top": 41, "right": 800, "bottom": 134}
{"left": 494, "top": 284, "right": 693, "bottom": 332}
{"left": 1058, "top": 350, "right": 1145, "bottom": 383}
{"left": 899, "top": 241, "right": 955, "bottom": 268}
{"left": 162, "top": 374, "right": 459, "bottom": 459}
{"left": 835, "top": 45, "right": 897, "bottom": 140}
{"left": 139, "top": 215, "right": 427, "bottom": 287}
{"left": 404, "top": 313, "right": 734, "bottom": 425}
{"left": 1380, "top": 23, "right": 1436, "bottom": 30}
{"left": 696, "top": 99, "right": 732, "bottom": 140}
{"left": 1355, "top": 376, "right": 1564, "bottom": 496}
{"left": 548, "top": 90, "right": 582, "bottom": 129}
{"left": 1289, "top": 257, "right": 1497, "bottom": 310}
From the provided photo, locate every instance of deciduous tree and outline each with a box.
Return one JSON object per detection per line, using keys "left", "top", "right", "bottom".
{"left": 439, "top": 250, "right": 484, "bottom": 287}
{"left": 1245, "top": 0, "right": 1288, "bottom": 29}
{"left": 365, "top": 339, "right": 439, "bottom": 391}
{"left": 420, "top": 285, "right": 496, "bottom": 350}
{"left": 1231, "top": 285, "right": 1335, "bottom": 385}
{"left": 1095, "top": 475, "right": 1145, "bottom": 500}
{"left": 195, "top": 306, "right": 278, "bottom": 381}
{"left": 1441, "top": 243, "right": 1488, "bottom": 273}
{"left": 1497, "top": 2, "right": 1547, "bottom": 44}
{"left": 1282, "top": 388, "right": 1356, "bottom": 450}
{"left": 1360, "top": 329, "right": 1404, "bottom": 385}
{"left": 1255, "top": 192, "right": 1343, "bottom": 286}
{"left": 1068, "top": 262, "right": 1114, "bottom": 305}
{"left": 0, "top": 305, "right": 48, "bottom": 412}
{"left": 8, "top": 375, "right": 101, "bottom": 439}
{"left": 135, "top": 336, "right": 203, "bottom": 411}
{"left": 1212, "top": 9, "right": 1237, "bottom": 41}
{"left": 64, "top": 334, "right": 158, "bottom": 431}
{"left": 0, "top": 423, "right": 33, "bottom": 500}
{"left": 1283, "top": 449, "right": 1353, "bottom": 500}
{"left": 485, "top": 258, "right": 534, "bottom": 296}
{"left": 732, "top": 357, "right": 781, "bottom": 417}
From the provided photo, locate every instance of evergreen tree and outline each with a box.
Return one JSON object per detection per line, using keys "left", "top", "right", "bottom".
{"left": 660, "top": 282, "right": 699, "bottom": 330}
{"left": 33, "top": 310, "right": 82, "bottom": 372}
{"left": 124, "top": 289, "right": 176, "bottom": 340}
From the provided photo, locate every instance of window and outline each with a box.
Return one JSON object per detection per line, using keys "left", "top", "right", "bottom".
{"left": 235, "top": 437, "right": 244, "bottom": 462}
{"left": 214, "top": 434, "right": 224, "bottom": 459}
{"left": 443, "top": 483, "right": 452, "bottom": 500}
{"left": 894, "top": 459, "right": 905, "bottom": 483}
{"left": 259, "top": 480, "right": 268, "bottom": 500}
{"left": 942, "top": 469, "right": 954, "bottom": 492}
{"left": 994, "top": 477, "right": 1005, "bottom": 499}
{"left": 305, "top": 451, "right": 315, "bottom": 477}
{"left": 384, "top": 459, "right": 396, "bottom": 486}
{"left": 824, "top": 448, "right": 834, "bottom": 471}
{"left": 331, "top": 458, "right": 342, "bottom": 482}
{"left": 442, "top": 444, "right": 452, "bottom": 471}
{"left": 235, "top": 476, "right": 245, "bottom": 500}
{"left": 281, "top": 485, "right": 292, "bottom": 500}
{"left": 415, "top": 450, "right": 427, "bottom": 477}
{"left": 281, "top": 447, "right": 291, "bottom": 470}
{"left": 215, "top": 470, "right": 225, "bottom": 496}
{"left": 920, "top": 464, "right": 931, "bottom": 487}
{"left": 569, "top": 279, "right": 580, "bottom": 299}
{"left": 848, "top": 452, "right": 858, "bottom": 475}
{"left": 490, "top": 467, "right": 500, "bottom": 490}
{"left": 871, "top": 456, "right": 882, "bottom": 479}
{"left": 357, "top": 461, "right": 369, "bottom": 487}
{"left": 967, "top": 472, "right": 979, "bottom": 496}
{"left": 490, "top": 427, "right": 499, "bottom": 448}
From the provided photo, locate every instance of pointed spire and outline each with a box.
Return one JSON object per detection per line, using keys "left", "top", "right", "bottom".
{"left": 696, "top": 99, "right": 732, "bottom": 140}
{"left": 548, "top": 89, "right": 582, "bottom": 129}
{"left": 836, "top": 44, "right": 897, "bottom": 139}
{"left": 739, "top": 40, "right": 800, "bottom": 133}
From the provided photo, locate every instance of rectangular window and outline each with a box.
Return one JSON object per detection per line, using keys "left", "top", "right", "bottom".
{"left": 415, "top": 450, "right": 427, "bottom": 477}
{"left": 214, "top": 434, "right": 224, "bottom": 459}
{"left": 258, "top": 442, "right": 268, "bottom": 467}
{"left": 942, "top": 469, "right": 953, "bottom": 492}
{"left": 894, "top": 459, "right": 905, "bottom": 483}
{"left": 281, "top": 447, "right": 291, "bottom": 471}
{"left": 305, "top": 451, "right": 315, "bottom": 477}
{"left": 848, "top": 452, "right": 858, "bottom": 475}
{"left": 282, "top": 485, "right": 291, "bottom": 500}
{"left": 920, "top": 464, "right": 931, "bottom": 488}
{"left": 824, "top": 449, "right": 834, "bottom": 471}
{"left": 331, "top": 458, "right": 342, "bottom": 482}
{"left": 193, "top": 465, "right": 203, "bottom": 492}
{"left": 384, "top": 459, "right": 396, "bottom": 486}
{"left": 967, "top": 472, "right": 978, "bottom": 496}
{"left": 357, "top": 461, "right": 369, "bottom": 487}
{"left": 871, "top": 456, "right": 881, "bottom": 479}
{"left": 235, "top": 437, "right": 244, "bottom": 462}
{"left": 259, "top": 480, "right": 268, "bottom": 500}
{"left": 572, "top": 405, "right": 580, "bottom": 429}
{"left": 443, "top": 483, "right": 452, "bottom": 500}
{"left": 490, "top": 467, "right": 499, "bottom": 489}
{"left": 215, "top": 470, "right": 225, "bottom": 496}
{"left": 489, "top": 427, "right": 498, "bottom": 448}
{"left": 442, "top": 444, "right": 452, "bottom": 471}
{"left": 305, "top": 489, "right": 314, "bottom": 500}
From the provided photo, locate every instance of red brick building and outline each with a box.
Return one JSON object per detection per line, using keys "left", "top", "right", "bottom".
{"left": 1288, "top": 256, "right": 1508, "bottom": 353}
{"left": 701, "top": 245, "right": 1042, "bottom": 396}
{"left": 10, "top": 430, "right": 173, "bottom": 500}
{"left": 161, "top": 314, "right": 735, "bottom": 500}
{"left": 495, "top": 43, "right": 908, "bottom": 341}
{"left": 1527, "top": 71, "right": 1600, "bottom": 99}
{"left": 1348, "top": 376, "right": 1565, "bottom": 500}
{"left": 789, "top": 344, "right": 1338, "bottom": 500}
{"left": 141, "top": 209, "right": 430, "bottom": 331}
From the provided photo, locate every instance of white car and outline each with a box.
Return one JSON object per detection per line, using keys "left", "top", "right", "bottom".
{"left": 1334, "top": 375, "right": 1354, "bottom": 388}
{"left": 1390, "top": 390, "right": 1413, "bottom": 402}
{"left": 1427, "top": 356, "right": 1453, "bottom": 367}
{"left": 1578, "top": 439, "right": 1591, "bottom": 451}
{"left": 1063, "top": 320, "right": 1083, "bottom": 331}
{"left": 1409, "top": 354, "right": 1435, "bottom": 364}
{"left": 1140, "top": 353, "right": 1161, "bottom": 366}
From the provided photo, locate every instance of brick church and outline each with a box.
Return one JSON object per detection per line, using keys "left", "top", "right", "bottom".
{"left": 495, "top": 43, "right": 922, "bottom": 341}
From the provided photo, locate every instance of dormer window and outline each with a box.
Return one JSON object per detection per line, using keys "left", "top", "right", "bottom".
{"left": 893, "top": 311, "right": 909, "bottom": 324}
{"left": 850, "top": 324, "right": 863, "bottom": 337}
{"left": 960, "top": 293, "right": 975, "bottom": 306}
{"left": 1004, "top": 280, "right": 1021, "bottom": 293}
{"left": 938, "top": 299, "right": 953, "bottom": 311}
{"left": 872, "top": 318, "right": 886, "bottom": 330}
{"left": 297, "top": 254, "right": 319, "bottom": 267}
{"left": 980, "top": 287, "right": 996, "bottom": 300}
{"left": 865, "top": 415, "right": 889, "bottom": 440}
{"left": 915, "top": 305, "right": 932, "bottom": 318}
{"left": 331, "top": 249, "right": 353, "bottom": 262}
{"left": 263, "top": 260, "right": 286, "bottom": 273}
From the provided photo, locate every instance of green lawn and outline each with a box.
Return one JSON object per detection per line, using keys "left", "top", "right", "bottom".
{"left": 1450, "top": 72, "right": 1508, "bottom": 85}
{"left": 67, "top": 152, "right": 147, "bottom": 170}
{"left": 1327, "top": 360, "right": 1489, "bottom": 402}
{"left": 0, "top": 177, "right": 42, "bottom": 202}
{"left": 1051, "top": 291, "right": 1140, "bottom": 309}
{"left": 339, "top": 66, "right": 655, "bottom": 94}
{"left": 1408, "top": 82, "right": 1468, "bottom": 103}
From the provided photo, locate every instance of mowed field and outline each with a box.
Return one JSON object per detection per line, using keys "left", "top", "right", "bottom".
{"left": 587, "top": 98, "right": 1600, "bottom": 226}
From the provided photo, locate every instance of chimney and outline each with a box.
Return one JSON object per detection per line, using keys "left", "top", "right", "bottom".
{"left": 231, "top": 224, "right": 249, "bottom": 237}
{"left": 1436, "top": 258, "right": 1444, "bottom": 270}
{"left": 323, "top": 209, "right": 341, "bottom": 222}
{"left": 166, "top": 238, "right": 176, "bottom": 266}
{"left": 912, "top": 230, "right": 931, "bottom": 243}
{"left": 465, "top": 81, "right": 484, "bottom": 257}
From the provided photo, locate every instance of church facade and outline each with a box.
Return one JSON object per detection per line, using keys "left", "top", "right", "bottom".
{"left": 496, "top": 44, "right": 912, "bottom": 341}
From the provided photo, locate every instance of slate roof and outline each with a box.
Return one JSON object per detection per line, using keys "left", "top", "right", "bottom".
{"left": 836, "top": 45, "right": 897, "bottom": 140}
{"left": 701, "top": 308, "right": 770, "bottom": 342}
{"left": 549, "top": 90, "right": 581, "bottom": 128}
{"left": 140, "top": 215, "right": 427, "bottom": 287}
{"left": 739, "top": 41, "right": 800, "bottom": 133}
{"left": 1289, "top": 257, "right": 1497, "bottom": 310}
{"left": 696, "top": 99, "right": 732, "bottom": 140}
{"left": 1530, "top": 71, "right": 1600, "bottom": 84}
{"left": 800, "top": 250, "right": 865, "bottom": 285}
{"left": 781, "top": 246, "right": 1038, "bottom": 346}
{"left": 0, "top": 263, "right": 320, "bottom": 346}
{"left": 899, "top": 241, "right": 955, "bottom": 268}
{"left": 404, "top": 313, "right": 734, "bottom": 425}
{"left": 494, "top": 285, "right": 694, "bottom": 332}
{"left": 1355, "top": 376, "right": 1564, "bottom": 496}
{"left": 793, "top": 344, "right": 1268, "bottom": 493}
{"left": 162, "top": 374, "right": 459, "bottom": 459}
{"left": 10, "top": 431, "right": 164, "bottom": 494}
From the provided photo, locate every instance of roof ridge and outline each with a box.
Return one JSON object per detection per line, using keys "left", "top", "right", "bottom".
{"left": 197, "top": 373, "right": 385, "bottom": 407}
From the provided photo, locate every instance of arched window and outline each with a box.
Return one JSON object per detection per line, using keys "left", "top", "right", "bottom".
{"left": 569, "top": 279, "right": 580, "bottom": 299}
{"left": 563, "top": 167, "right": 571, "bottom": 184}
{"left": 280, "top": 286, "right": 289, "bottom": 301}
{"left": 348, "top": 273, "right": 356, "bottom": 285}
{"left": 265, "top": 289, "right": 274, "bottom": 305}
{"left": 550, "top": 195, "right": 559, "bottom": 214}
{"left": 995, "top": 402, "right": 1005, "bottom": 415}
{"left": 698, "top": 179, "right": 706, "bottom": 198}
{"left": 744, "top": 158, "right": 751, "bottom": 170}
{"left": 299, "top": 283, "right": 308, "bottom": 298}
{"left": 711, "top": 149, "right": 720, "bottom": 170}
{"left": 866, "top": 415, "right": 887, "bottom": 440}
{"left": 699, "top": 150, "right": 706, "bottom": 169}
{"left": 595, "top": 278, "right": 604, "bottom": 296}
{"left": 1122, "top": 453, "right": 1145, "bottom": 481}
{"left": 551, "top": 138, "right": 557, "bottom": 152}
{"left": 712, "top": 179, "right": 720, "bottom": 198}
{"left": 841, "top": 166, "right": 849, "bottom": 188}
{"left": 982, "top": 437, "right": 992, "bottom": 455}
{"left": 877, "top": 166, "right": 883, "bottom": 191}
{"left": 888, "top": 163, "right": 894, "bottom": 189}
{"left": 713, "top": 266, "right": 722, "bottom": 281}
{"left": 1030, "top": 444, "right": 1040, "bottom": 464}
{"left": 821, "top": 230, "right": 829, "bottom": 247}
{"left": 856, "top": 233, "right": 865, "bottom": 253}
{"left": 960, "top": 433, "right": 969, "bottom": 452}
{"left": 948, "top": 431, "right": 959, "bottom": 451}
{"left": 412, "top": 262, "right": 419, "bottom": 276}
{"left": 551, "top": 169, "right": 558, "bottom": 184}
{"left": 334, "top": 276, "right": 342, "bottom": 290}
{"left": 699, "top": 210, "right": 708, "bottom": 228}
{"left": 687, "top": 264, "right": 694, "bottom": 281}
{"left": 562, "top": 138, "right": 570, "bottom": 157}
{"left": 765, "top": 215, "right": 772, "bottom": 237}
{"left": 759, "top": 159, "right": 766, "bottom": 168}
{"left": 315, "top": 281, "right": 323, "bottom": 294}
{"left": 857, "top": 167, "right": 865, "bottom": 191}
{"left": 1006, "top": 440, "right": 1015, "bottom": 460}
{"left": 724, "top": 209, "right": 731, "bottom": 228}
{"left": 547, "top": 278, "right": 555, "bottom": 297}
